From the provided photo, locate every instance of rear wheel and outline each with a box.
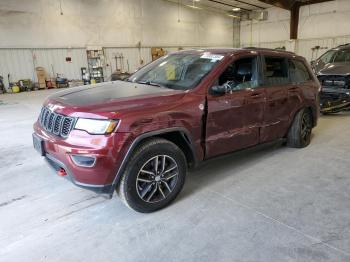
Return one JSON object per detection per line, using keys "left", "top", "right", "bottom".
{"left": 287, "top": 109, "right": 313, "bottom": 148}
{"left": 117, "top": 138, "right": 186, "bottom": 213}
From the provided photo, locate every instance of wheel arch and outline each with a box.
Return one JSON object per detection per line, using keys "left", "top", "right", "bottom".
{"left": 306, "top": 106, "right": 317, "bottom": 127}
{"left": 285, "top": 106, "right": 315, "bottom": 138}
{"left": 109, "top": 127, "right": 197, "bottom": 196}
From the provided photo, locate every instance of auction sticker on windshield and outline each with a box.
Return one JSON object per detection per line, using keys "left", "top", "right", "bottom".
{"left": 200, "top": 53, "right": 224, "bottom": 62}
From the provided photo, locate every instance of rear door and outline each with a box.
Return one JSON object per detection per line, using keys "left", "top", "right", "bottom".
{"left": 205, "top": 54, "right": 266, "bottom": 158}
{"left": 260, "top": 55, "right": 292, "bottom": 142}
{"left": 288, "top": 58, "right": 314, "bottom": 117}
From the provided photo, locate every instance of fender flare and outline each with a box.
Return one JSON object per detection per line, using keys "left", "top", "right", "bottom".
{"left": 109, "top": 127, "right": 197, "bottom": 196}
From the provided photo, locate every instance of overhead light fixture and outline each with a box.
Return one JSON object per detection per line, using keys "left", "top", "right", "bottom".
{"left": 186, "top": 4, "right": 202, "bottom": 9}
{"left": 232, "top": 7, "right": 241, "bottom": 12}
{"left": 186, "top": 0, "right": 202, "bottom": 9}
{"left": 227, "top": 14, "right": 240, "bottom": 19}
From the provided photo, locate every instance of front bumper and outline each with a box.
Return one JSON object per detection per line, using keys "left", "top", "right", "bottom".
{"left": 33, "top": 121, "right": 132, "bottom": 194}
{"left": 320, "top": 90, "right": 350, "bottom": 113}
{"left": 45, "top": 153, "right": 113, "bottom": 194}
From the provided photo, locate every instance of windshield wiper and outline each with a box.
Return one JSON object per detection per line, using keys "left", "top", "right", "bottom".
{"left": 136, "top": 81, "right": 169, "bottom": 89}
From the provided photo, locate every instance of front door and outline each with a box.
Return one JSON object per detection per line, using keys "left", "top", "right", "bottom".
{"left": 205, "top": 55, "right": 266, "bottom": 158}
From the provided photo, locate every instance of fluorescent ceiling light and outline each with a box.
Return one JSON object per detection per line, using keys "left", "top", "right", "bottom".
{"left": 227, "top": 14, "right": 240, "bottom": 19}
{"left": 232, "top": 7, "right": 241, "bottom": 11}
{"left": 186, "top": 4, "right": 202, "bottom": 9}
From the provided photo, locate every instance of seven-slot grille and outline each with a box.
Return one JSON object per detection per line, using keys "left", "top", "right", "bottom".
{"left": 38, "top": 107, "right": 75, "bottom": 138}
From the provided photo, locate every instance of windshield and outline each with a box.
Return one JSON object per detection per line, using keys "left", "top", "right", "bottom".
{"left": 128, "top": 52, "right": 225, "bottom": 90}
{"left": 318, "top": 49, "right": 350, "bottom": 63}
{"left": 319, "top": 50, "right": 336, "bottom": 64}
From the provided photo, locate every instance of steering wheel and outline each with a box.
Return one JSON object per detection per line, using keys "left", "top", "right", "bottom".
{"left": 223, "top": 80, "right": 239, "bottom": 93}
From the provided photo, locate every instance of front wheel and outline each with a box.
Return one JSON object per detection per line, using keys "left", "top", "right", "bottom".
{"left": 117, "top": 138, "right": 187, "bottom": 213}
{"left": 287, "top": 109, "right": 313, "bottom": 148}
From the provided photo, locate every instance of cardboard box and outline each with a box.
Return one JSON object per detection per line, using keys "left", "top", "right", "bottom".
{"left": 36, "top": 67, "right": 47, "bottom": 88}
{"left": 151, "top": 47, "right": 167, "bottom": 61}
{"left": 39, "top": 82, "right": 46, "bottom": 89}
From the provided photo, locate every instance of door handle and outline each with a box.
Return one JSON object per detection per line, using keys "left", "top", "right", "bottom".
{"left": 250, "top": 93, "right": 263, "bottom": 98}
{"left": 137, "top": 118, "right": 153, "bottom": 124}
{"left": 288, "top": 87, "right": 298, "bottom": 91}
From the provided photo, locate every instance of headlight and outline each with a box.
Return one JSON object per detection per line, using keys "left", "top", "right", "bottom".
{"left": 74, "top": 118, "right": 119, "bottom": 135}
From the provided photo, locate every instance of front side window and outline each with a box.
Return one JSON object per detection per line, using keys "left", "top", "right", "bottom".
{"left": 289, "top": 59, "right": 312, "bottom": 83}
{"left": 218, "top": 56, "right": 258, "bottom": 91}
{"left": 129, "top": 52, "right": 224, "bottom": 90}
{"left": 333, "top": 49, "right": 350, "bottom": 63}
{"left": 263, "top": 57, "right": 289, "bottom": 86}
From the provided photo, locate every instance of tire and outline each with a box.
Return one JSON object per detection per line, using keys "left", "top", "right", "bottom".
{"left": 117, "top": 138, "right": 187, "bottom": 213}
{"left": 287, "top": 109, "right": 313, "bottom": 148}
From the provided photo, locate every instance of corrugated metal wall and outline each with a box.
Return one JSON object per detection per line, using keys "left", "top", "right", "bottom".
{"left": 0, "top": 48, "right": 87, "bottom": 88}
{"left": 296, "top": 35, "right": 350, "bottom": 61}
{"left": 33, "top": 49, "right": 88, "bottom": 80}
{"left": 1, "top": 37, "right": 349, "bottom": 89}
{"left": 103, "top": 46, "right": 199, "bottom": 76}
{"left": 0, "top": 49, "right": 34, "bottom": 87}
{"left": 0, "top": 46, "right": 202, "bottom": 88}
{"left": 104, "top": 47, "right": 153, "bottom": 77}
{"left": 240, "top": 35, "right": 350, "bottom": 62}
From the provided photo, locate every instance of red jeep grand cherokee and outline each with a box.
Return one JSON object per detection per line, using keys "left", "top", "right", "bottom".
{"left": 33, "top": 48, "right": 320, "bottom": 212}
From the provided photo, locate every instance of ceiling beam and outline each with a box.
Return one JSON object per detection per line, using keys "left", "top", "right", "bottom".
{"left": 257, "top": 0, "right": 334, "bottom": 39}
{"left": 207, "top": 0, "right": 252, "bottom": 11}
{"left": 298, "top": 0, "right": 334, "bottom": 6}
{"left": 229, "top": 0, "right": 266, "bottom": 9}
{"left": 258, "top": 0, "right": 334, "bottom": 10}
{"left": 258, "top": 0, "right": 294, "bottom": 10}
{"left": 290, "top": 2, "right": 300, "bottom": 39}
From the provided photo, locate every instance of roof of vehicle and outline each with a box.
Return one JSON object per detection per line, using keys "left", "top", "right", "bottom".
{"left": 175, "top": 48, "right": 300, "bottom": 58}
{"left": 334, "top": 43, "right": 350, "bottom": 50}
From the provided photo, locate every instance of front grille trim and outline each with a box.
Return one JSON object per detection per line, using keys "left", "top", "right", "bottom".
{"left": 318, "top": 75, "right": 350, "bottom": 89}
{"left": 38, "top": 107, "right": 75, "bottom": 138}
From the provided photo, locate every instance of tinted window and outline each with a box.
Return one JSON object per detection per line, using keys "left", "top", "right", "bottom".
{"left": 263, "top": 57, "right": 289, "bottom": 86}
{"left": 218, "top": 56, "right": 258, "bottom": 91}
{"left": 319, "top": 50, "right": 336, "bottom": 64}
{"left": 289, "top": 59, "right": 312, "bottom": 83}
{"left": 333, "top": 49, "right": 350, "bottom": 62}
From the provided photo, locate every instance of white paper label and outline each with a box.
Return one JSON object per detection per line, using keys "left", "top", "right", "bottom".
{"left": 200, "top": 53, "right": 224, "bottom": 62}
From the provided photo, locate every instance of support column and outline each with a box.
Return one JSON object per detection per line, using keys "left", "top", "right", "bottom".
{"left": 290, "top": 3, "right": 300, "bottom": 40}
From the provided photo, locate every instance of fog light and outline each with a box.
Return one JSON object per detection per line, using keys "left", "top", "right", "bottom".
{"left": 70, "top": 155, "right": 96, "bottom": 167}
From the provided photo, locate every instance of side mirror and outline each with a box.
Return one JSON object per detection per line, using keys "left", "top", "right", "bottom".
{"left": 210, "top": 85, "right": 227, "bottom": 96}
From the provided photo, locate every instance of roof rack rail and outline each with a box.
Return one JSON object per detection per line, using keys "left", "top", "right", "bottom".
{"left": 242, "top": 47, "right": 295, "bottom": 54}
{"left": 337, "top": 43, "right": 350, "bottom": 47}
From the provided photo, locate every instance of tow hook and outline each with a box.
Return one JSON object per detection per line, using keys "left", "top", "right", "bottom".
{"left": 57, "top": 168, "right": 67, "bottom": 177}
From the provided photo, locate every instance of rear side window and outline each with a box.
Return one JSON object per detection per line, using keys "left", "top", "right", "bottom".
{"left": 289, "top": 59, "right": 312, "bottom": 83}
{"left": 263, "top": 57, "right": 289, "bottom": 86}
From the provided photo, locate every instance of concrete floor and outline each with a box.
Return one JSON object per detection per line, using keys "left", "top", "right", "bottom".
{"left": 1, "top": 89, "right": 350, "bottom": 262}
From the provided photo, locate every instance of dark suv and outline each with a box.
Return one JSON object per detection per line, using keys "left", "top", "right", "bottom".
{"left": 312, "top": 44, "right": 350, "bottom": 113}
{"left": 33, "top": 48, "right": 320, "bottom": 212}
